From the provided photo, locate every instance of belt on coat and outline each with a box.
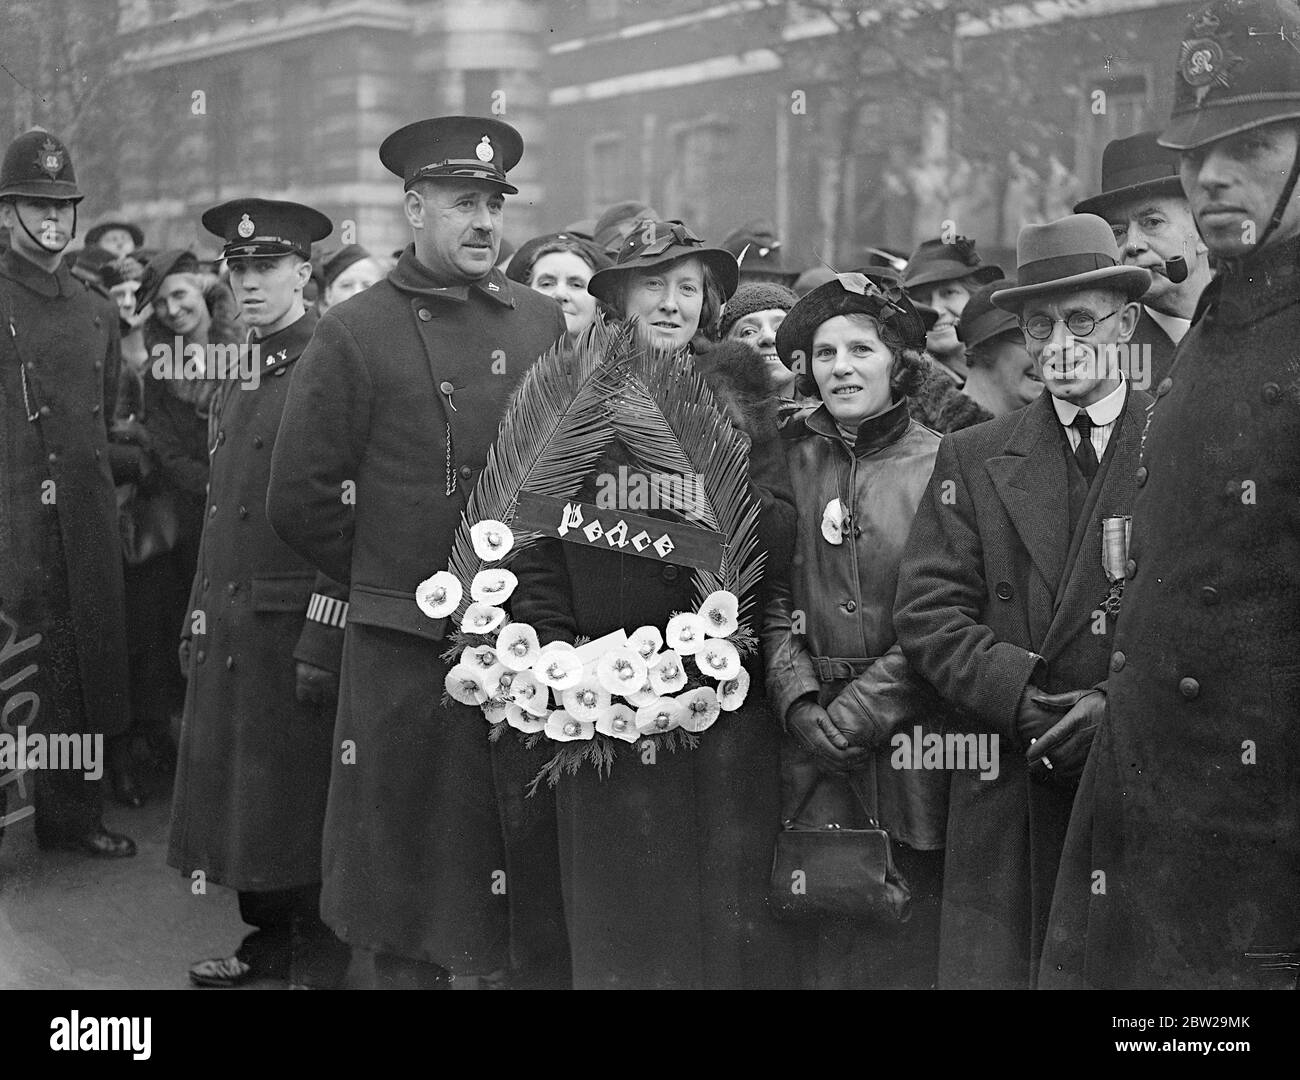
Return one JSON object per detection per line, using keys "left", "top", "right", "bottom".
{"left": 810, "top": 655, "right": 878, "bottom": 681}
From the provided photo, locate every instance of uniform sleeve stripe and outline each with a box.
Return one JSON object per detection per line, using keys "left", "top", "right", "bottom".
{"left": 307, "top": 594, "right": 349, "bottom": 628}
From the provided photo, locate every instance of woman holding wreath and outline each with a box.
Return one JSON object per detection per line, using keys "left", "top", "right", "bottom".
{"left": 509, "top": 220, "right": 797, "bottom": 989}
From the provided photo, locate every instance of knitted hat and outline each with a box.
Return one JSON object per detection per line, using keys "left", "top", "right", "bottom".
{"left": 720, "top": 281, "right": 797, "bottom": 338}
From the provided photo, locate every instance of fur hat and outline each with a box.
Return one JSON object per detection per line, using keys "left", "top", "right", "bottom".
{"left": 720, "top": 281, "right": 797, "bottom": 338}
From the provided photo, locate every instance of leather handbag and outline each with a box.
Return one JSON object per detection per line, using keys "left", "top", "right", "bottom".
{"left": 116, "top": 480, "right": 179, "bottom": 566}
{"left": 769, "top": 762, "right": 912, "bottom": 924}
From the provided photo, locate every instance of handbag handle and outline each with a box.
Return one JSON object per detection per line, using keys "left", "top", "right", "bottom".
{"left": 786, "top": 765, "right": 883, "bottom": 830}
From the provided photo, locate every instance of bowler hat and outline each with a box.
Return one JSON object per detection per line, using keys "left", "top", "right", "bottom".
{"left": 1074, "top": 132, "right": 1186, "bottom": 217}
{"left": 202, "top": 198, "right": 332, "bottom": 261}
{"left": 0, "top": 128, "right": 83, "bottom": 202}
{"left": 381, "top": 116, "right": 523, "bottom": 195}
{"left": 776, "top": 271, "right": 929, "bottom": 368}
{"left": 1160, "top": 0, "right": 1300, "bottom": 150}
{"left": 958, "top": 280, "right": 1021, "bottom": 349}
{"left": 586, "top": 220, "right": 739, "bottom": 306}
{"left": 991, "top": 214, "right": 1151, "bottom": 312}
{"left": 902, "top": 236, "right": 1001, "bottom": 291}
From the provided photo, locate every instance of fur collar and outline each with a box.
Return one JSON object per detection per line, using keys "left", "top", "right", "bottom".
{"left": 691, "top": 339, "right": 781, "bottom": 443}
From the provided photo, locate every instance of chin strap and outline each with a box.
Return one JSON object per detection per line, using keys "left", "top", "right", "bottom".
{"left": 9, "top": 199, "right": 77, "bottom": 253}
{"left": 1259, "top": 139, "right": 1300, "bottom": 251}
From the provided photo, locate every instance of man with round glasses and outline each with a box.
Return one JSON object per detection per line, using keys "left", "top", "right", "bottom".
{"left": 894, "top": 213, "right": 1152, "bottom": 988}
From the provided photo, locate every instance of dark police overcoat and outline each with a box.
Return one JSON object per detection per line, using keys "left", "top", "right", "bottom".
{"left": 267, "top": 247, "right": 565, "bottom": 975}
{"left": 1042, "top": 235, "right": 1300, "bottom": 990}
{"left": 0, "top": 247, "right": 128, "bottom": 740}
{"left": 167, "top": 309, "right": 347, "bottom": 892}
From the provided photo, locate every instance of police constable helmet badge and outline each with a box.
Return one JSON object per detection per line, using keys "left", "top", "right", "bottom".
{"left": 237, "top": 213, "right": 256, "bottom": 239}
{"left": 476, "top": 136, "right": 494, "bottom": 163}
{"left": 37, "top": 138, "right": 64, "bottom": 179}
{"left": 1179, "top": 37, "right": 1230, "bottom": 103}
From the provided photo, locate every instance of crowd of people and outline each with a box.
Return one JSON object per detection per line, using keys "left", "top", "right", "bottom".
{"left": 1, "top": 0, "right": 1297, "bottom": 991}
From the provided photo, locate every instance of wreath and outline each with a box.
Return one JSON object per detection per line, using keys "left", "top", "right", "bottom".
{"left": 416, "top": 319, "right": 766, "bottom": 787}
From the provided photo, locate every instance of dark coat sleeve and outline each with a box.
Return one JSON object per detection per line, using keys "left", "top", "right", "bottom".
{"left": 141, "top": 377, "right": 210, "bottom": 497}
{"left": 267, "top": 312, "right": 372, "bottom": 586}
{"left": 508, "top": 539, "right": 579, "bottom": 648}
{"left": 291, "top": 571, "right": 349, "bottom": 673}
{"left": 893, "top": 434, "right": 1042, "bottom": 740}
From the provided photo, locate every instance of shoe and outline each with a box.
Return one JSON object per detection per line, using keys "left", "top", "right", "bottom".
{"left": 37, "top": 825, "right": 137, "bottom": 858}
{"left": 189, "top": 955, "right": 286, "bottom": 988}
{"left": 111, "top": 767, "right": 146, "bottom": 809}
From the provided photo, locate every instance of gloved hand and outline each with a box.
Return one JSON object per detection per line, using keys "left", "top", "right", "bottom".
{"left": 1013, "top": 683, "right": 1063, "bottom": 749}
{"left": 787, "top": 698, "right": 871, "bottom": 772}
{"left": 1026, "top": 689, "right": 1105, "bottom": 782}
{"left": 295, "top": 661, "right": 340, "bottom": 714}
{"left": 178, "top": 637, "right": 191, "bottom": 676}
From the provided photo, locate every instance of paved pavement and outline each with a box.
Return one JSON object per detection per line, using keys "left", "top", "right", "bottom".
{"left": 0, "top": 777, "right": 371, "bottom": 989}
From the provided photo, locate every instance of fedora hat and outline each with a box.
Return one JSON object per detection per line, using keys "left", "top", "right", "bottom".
{"left": 902, "top": 235, "right": 1002, "bottom": 291}
{"left": 991, "top": 214, "right": 1151, "bottom": 312}
{"left": 586, "top": 220, "right": 738, "bottom": 306}
{"left": 958, "top": 279, "right": 1022, "bottom": 350}
{"left": 1074, "top": 132, "right": 1186, "bottom": 217}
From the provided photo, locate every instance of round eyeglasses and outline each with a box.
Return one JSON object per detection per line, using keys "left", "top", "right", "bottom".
{"left": 1020, "top": 309, "right": 1121, "bottom": 340}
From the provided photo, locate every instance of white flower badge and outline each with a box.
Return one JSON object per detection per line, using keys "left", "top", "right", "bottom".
{"left": 666, "top": 612, "right": 707, "bottom": 656}
{"left": 534, "top": 643, "right": 582, "bottom": 691}
{"left": 470, "top": 568, "right": 517, "bottom": 605}
{"left": 648, "top": 649, "right": 689, "bottom": 695}
{"left": 445, "top": 664, "right": 489, "bottom": 706}
{"left": 545, "top": 709, "right": 594, "bottom": 742}
{"left": 678, "top": 686, "right": 722, "bottom": 733}
{"left": 635, "top": 697, "right": 688, "bottom": 735}
{"left": 462, "top": 602, "right": 507, "bottom": 636}
{"left": 596, "top": 703, "right": 640, "bottom": 744}
{"left": 821, "top": 497, "right": 846, "bottom": 545}
{"left": 718, "top": 667, "right": 750, "bottom": 712}
{"left": 698, "top": 590, "right": 739, "bottom": 638}
{"left": 496, "top": 623, "right": 541, "bottom": 672}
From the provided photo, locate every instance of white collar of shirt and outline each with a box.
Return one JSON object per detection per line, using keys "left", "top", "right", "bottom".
{"left": 1051, "top": 379, "right": 1127, "bottom": 427}
{"left": 1144, "top": 305, "right": 1192, "bottom": 344}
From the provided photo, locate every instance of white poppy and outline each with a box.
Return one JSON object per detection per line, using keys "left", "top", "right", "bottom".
{"left": 496, "top": 623, "right": 541, "bottom": 672}
{"left": 678, "top": 686, "right": 721, "bottom": 733}
{"left": 483, "top": 699, "right": 525, "bottom": 726}
{"left": 665, "top": 612, "right": 707, "bottom": 656}
{"left": 821, "top": 497, "right": 845, "bottom": 545}
{"left": 470, "top": 520, "right": 514, "bottom": 562}
{"left": 463, "top": 644, "right": 500, "bottom": 671}
{"left": 596, "top": 703, "right": 640, "bottom": 743}
{"left": 545, "top": 709, "right": 594, "bottom": 742}
{"left": 507, "top": 708, "right": 546, "bottom": 734}
{"left": 462, "top": 603, "right": 507, "bottom": 635}
{"left": 507, "top": 669, "right": 550, "bottom": 716}
{"left": 698, "top": 590, "right": 739, "bottom": 638}
{"left": 628, "top": 626, "right": 664, "bottom": 663}
{"left": 416, "top": 571, "right": 463, "bottom": 619}
{"left": 696, "top": 638, "right": 741, "bottom": 681}
{"left": 471, "top": 568, "right": 518, "bottom": 604}
{"left": 595, "top": 647, "right": 649, "bottom": 696}
{"left": 561, "top": 677, "right": 613, "bottom": 723}
{"left": 634, "top": 697, "right": 688, "bottom": 735}
{"left": 718, "top": 667, "right": 750, "bottom": 712}
{"left": 647, "top": 649, "right": 688, "bottom": 695}
{"left": 534, "top": 643, "right": 582, "bottom": 691}
{"left": 445, "top": 664, "right": 488, "bottom": 706}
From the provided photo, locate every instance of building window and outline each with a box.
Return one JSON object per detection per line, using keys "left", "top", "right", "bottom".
{"left": 1079, "top": 72, "right": 1150, "bottom": 193}
{"left": 211, "top": 66, "right": 243, "bottom": 195}
{"left": 278, "top": 54, "right": 312, "bottom": 187}
{"left": 662, "top": 116, "right": 734, "bottom": 234}
{"left": 586, "top": 133, "right": 625, "bottom": 215}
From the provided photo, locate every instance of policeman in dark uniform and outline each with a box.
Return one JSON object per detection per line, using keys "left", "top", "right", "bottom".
{"left": 268, "top": 117, "right": 568, "bottom": 989}
{"left": 1044, "top": 0, "right": 1300, "bottom": 989}
{"left": 169, "top": 199, "right": 351, "bottom": 988}
{"left": 0, "top": 128, "right": 135, "bottom": 858}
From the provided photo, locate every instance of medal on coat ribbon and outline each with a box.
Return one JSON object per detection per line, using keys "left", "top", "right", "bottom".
{"left": 1100, "top": 515, "right": 1131, "bottom": 617}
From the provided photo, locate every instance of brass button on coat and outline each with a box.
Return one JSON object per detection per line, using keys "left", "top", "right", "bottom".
{"left": 995, "top": 581, "right": 1013, "bottom": 601}
{"left": 418, "top": 308, "right": 432, "bottom": 321}
{"left": 1178, "top": 677, "right": 1200, "bottom": 701}
{"left": 1111, "top": 651, "right": 1126, "bottom": 672}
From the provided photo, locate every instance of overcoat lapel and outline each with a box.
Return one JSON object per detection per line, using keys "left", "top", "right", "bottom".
{"left": 986, "top": 394, "right": 1069, "bottom": 598}
{"left": 1039, "top": 386, "right": 1144, "bottom": 660}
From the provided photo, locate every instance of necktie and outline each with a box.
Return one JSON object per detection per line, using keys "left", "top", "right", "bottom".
{"left": 1072, "top": 409, "right": 1099, "bottom": 483}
